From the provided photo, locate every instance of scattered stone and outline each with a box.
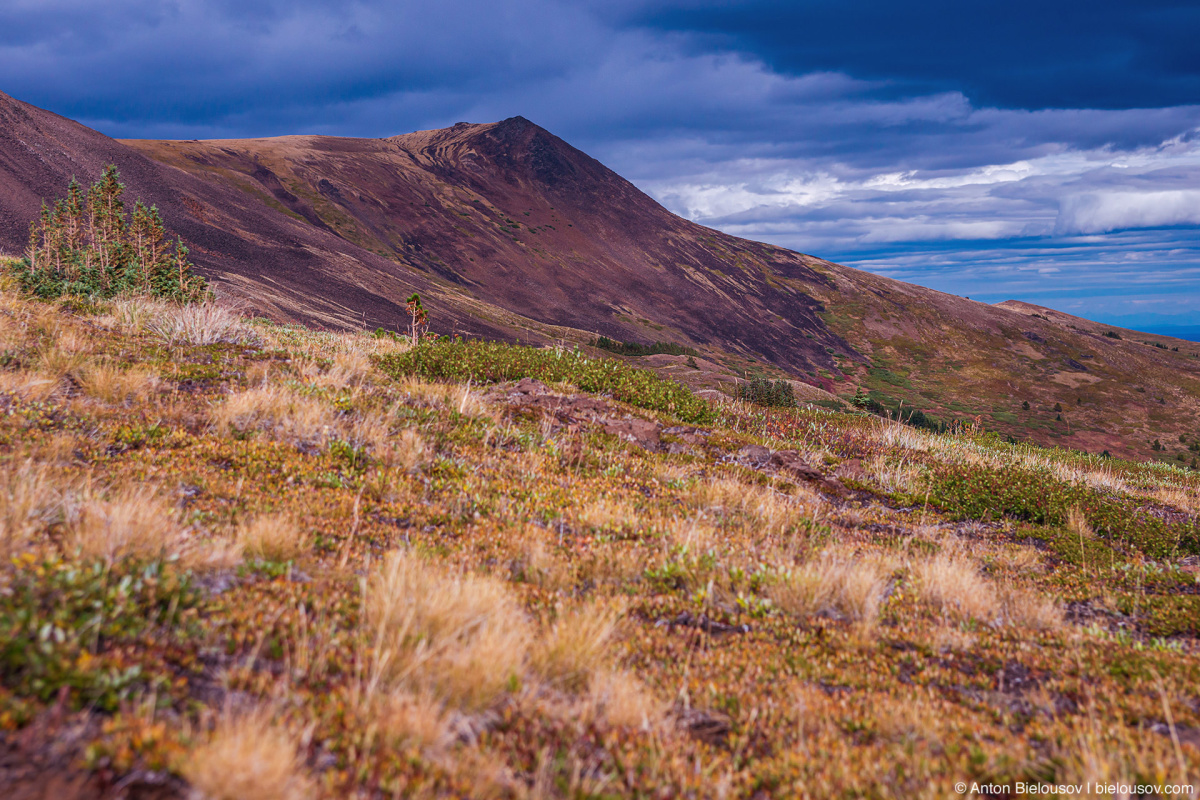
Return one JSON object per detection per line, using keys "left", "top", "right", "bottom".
{"left": 600, "top": 417, "right": 660, "bottom": 448}
{"left": 737, "top": 444, "right": 771, "bottom": 465}
{"left": 675, "top": 707, "right": 732, "bottom": 746}
{"left": 770, "top": 450, "right": 847, "bottom": 495}
{"left": 657, "top": 610, "right": 750, "bottom": 636}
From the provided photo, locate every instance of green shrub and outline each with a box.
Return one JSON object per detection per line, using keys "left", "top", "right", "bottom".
{"left": 0, "top": 558, "right": 201, "bottom": 711}
{"left": 10, "top": 165, "right": 208, "bottom": 303}
{"left": 377, "top": 339, "right": 713, "bottom": 424}
{"left": 926, "top": 464, "right": 1196, "bottom": 558}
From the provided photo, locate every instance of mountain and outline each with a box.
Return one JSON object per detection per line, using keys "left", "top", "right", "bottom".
{"left": 1, "top": 90, "right": 1198, "bottom": 462}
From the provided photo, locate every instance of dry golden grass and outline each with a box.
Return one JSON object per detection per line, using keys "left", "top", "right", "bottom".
{"left": 100, "top": 295, "right": 172, "bottom": 333}
{"left": 998, "top": 584, "right": 1063, "bottom": 631}
{"left": 577, "top": 496, "right": 638, "bottom": 533}
{"left": 148, "top": 301, "right": 256, "bottom": 346}
{"left": 865, "top": 453, "right": 923, "bottom": 494}
{"left": 236, "top": 514, "right": 307, "bottom": 562}
{"left": 586, "top": 669, "right": 663, "bottom": 730}
{"left": 1148, "top": 485, "right": 1197, "bottom": 513}
{"left": 365, "top": 549, "right": 531, "bottom": 710}
{"left": 77, "top": 361, "right": 159, "bottom": 405}
{"left": 386, "top": 427, "right": 429, "bottom": 473}
{"left": 911, "top": 552, "right": 998, "bottom": 622}
{"left": 65, "top": 486, "right": 185, "bottom": 565}
{"left": 369, "top": 691, "right": 454, "bottom": 754}
{"left": 506, "top": 526, "right": 573, "bottom": 592}
{"left": 212, "top": 385, "right": 335, "bottom": 446}
{"left": 530, "top": 603, "right": 619, "bottom": 692}
{"left": 769, "top": 553, "right": 890, "bottom": 627}
{"left": 179, "top": 537, "right": 245, "bottom": 572}
{"left": 0, "top": 461, "right": 62, "bottom": 558}
{"left": 182, "top": 707, "right": 315, "bottom": 800}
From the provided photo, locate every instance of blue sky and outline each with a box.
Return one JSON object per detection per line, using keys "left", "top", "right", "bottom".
{"left": 3, "top": 0, "right": 1199, "bottom": 333}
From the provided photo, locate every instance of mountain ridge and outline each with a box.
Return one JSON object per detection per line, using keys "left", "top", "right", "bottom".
{"left": 2, "top": 90, "right": 1199, "bottom": 462}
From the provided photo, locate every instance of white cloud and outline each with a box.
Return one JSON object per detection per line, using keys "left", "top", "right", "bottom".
{"left": 1056, "top": 190, "right": 1200, "bottom": 234}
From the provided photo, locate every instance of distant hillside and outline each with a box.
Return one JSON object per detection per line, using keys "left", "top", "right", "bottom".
{"left": 2, "top": 90, "right": 1198, "bottom": 461}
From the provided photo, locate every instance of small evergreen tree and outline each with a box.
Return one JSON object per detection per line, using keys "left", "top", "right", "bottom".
{"left": 13, "top": 165, "right": 207, "bottom": 303}
{"left": 406, "top": 293, "right": 428, "bottom": 345}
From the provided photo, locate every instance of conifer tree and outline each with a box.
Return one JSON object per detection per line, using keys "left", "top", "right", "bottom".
{"left": 12, "top": 165, "right": 208, "bottom": 303}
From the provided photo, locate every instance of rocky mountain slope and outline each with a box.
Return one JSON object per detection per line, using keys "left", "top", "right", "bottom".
{"left": 1, "top": 90, "right": 1197, "bottom": 461}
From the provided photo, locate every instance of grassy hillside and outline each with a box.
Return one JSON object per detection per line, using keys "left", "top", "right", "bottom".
{"left": 807, "top": 262, "right": 1200, "bottom": 463}
{"left": 0, "top": 273, "right": 1197, "bottom": 796}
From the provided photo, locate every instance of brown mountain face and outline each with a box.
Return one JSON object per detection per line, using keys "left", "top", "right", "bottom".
{"left": 2, "top": 90, "right": 1198, "bottom": 462}
{"left": 117, "top": 117, "right": 853, "bottom": 375}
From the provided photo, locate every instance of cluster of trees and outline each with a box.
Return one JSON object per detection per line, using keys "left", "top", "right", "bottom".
{"left": 15, "top": 165, "right": 207, "bottom": 302}
{"left": 591, "top": 336, "right": 699, "bottom": 358}
{"left": 739, "top": 377, "right": 796, "bottom": 407}
{"left": 851, "top": 387, "right": 949, "bottom": 433}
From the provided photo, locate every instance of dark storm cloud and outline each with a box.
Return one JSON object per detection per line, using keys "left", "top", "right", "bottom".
{"left": 1, "top": 0, "right": 1198, "bottom": 326}
{"left": 619, "top": 0, "right": 1200, "bottom": 111}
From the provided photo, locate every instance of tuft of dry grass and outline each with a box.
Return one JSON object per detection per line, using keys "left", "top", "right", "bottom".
{"left": 182, "top": 707, "right": 315, "bottom": 800}
{"left": 236, "top": 514, "right": 307, "bottom": 562}
{"left": 530, "top": 603, "right": 619, "bottom": 692}
{"left": 586, "top": 669, "right": 662, "bottom": 730}
{"left": 212, "top": 385, "right": 335, "bottom": 446}
{"left": 301, "top": 350, "right": 373, "bottom": 390}
{"left": 911, "top": 553, "right": 998, "bottom": 621}
{"left": 577, "top": 496, "right": 638, "bottom": 534}
{"left": 865, "top": 454, "right": 923, "bottom": 495}
{"left": 102, "top": 295, "right": 172, "bottom": 333}
{"left": 769, "top": 553, "right": 890, "bottom": 627}
{"left": 65, "top": 486, "right": 185, "bottom": 565}
{"left": 0, "top": 461, "right": 63, "bottom": 558}
{"left": 506, "top": 526, "right": 573, "bottom": 592}
{"left": 998, "top": 584, "right": 1063, "bottom": 631}
{"left": 148, "top": 302, "right": 257, "bottom": 346}
{"left": 364, "top": 549, "right": 531, "bottom": 710}
{"left": 369, "top": 691, "right": 453, "bottom": 754}
{"left": 77, "top": 361, "right": 159, "bottom": 405}
{"left": 0, "top": 368, "right": 62, "bottom": 402}
{"left": 386, "top": 427, "right": 429, "bottom": 473}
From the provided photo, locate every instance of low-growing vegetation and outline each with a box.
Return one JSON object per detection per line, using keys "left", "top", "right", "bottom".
{"left": 0, "top": 280, "right": 1196, "bottom": 797}
{"left": 379, "top": 337, "right": 713, "bottom": 423}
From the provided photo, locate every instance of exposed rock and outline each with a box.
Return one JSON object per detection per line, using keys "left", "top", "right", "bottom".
{"left": 737, "top": 444, "right": 771, "bottom": 465}
{"left": 675, "top": 707, "right": 732, "bottom": 746}
{"left": 514, "top": 377, "right": 547, "bottom": 394}
{"left": 601, "top": 417, "right": 660, "bottom": 448}
{"left": 656, "top": 610, "right": 750, "bottom": 636}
